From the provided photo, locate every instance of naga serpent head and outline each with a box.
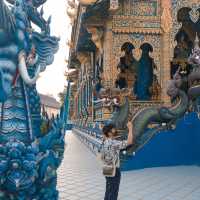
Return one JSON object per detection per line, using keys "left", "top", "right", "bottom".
{"left": 98, "top": 88, "right": 131, "bottom": 107}
{"left": 188, "top": 34, "right": 200, "bottom": 99}
{"left": 98, "top": 88, "right": 130, "bottom": 130}
{"left": 0, "top": 0, "right": 40, "bottom": 102}
{"left": 188, "top": 34, "right": 200, "bottom": 66}
{"left": 0, "top": 0, "right": 58, "bottom": 102}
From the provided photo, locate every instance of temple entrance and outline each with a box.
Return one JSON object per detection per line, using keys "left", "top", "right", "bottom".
{"left": 171, "top": 7, "right": 200, "bottom": 79}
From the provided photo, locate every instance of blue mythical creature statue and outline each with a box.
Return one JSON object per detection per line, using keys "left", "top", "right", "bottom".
{"left": 0, "top": 0, "right": 66, "bottom": 199}
{"left": 110, "top": 34, "right": 200, "bottom": 155}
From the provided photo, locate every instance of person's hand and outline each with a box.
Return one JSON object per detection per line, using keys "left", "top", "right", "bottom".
{"left": 127, "top": 121, "right": 133, "bottom": 130}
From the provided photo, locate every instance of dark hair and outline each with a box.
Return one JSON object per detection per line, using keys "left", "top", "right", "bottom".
{"left": 102, "top": 123, "right": 115, "bottom": 137}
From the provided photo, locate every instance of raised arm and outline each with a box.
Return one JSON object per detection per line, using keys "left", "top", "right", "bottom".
{"left": 127, "top": 121, "right": 134, "bottom": 145}
{"left": 113, "top": 121, "right": 134, "bottom": 150}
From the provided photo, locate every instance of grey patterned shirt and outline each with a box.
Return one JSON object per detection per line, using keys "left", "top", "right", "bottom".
{"left": 101, "top": 138, "right": 128, "bottom": 168}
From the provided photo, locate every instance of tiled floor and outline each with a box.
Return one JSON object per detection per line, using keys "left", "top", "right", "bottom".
{"left": 57, "top": 132, "right": 200, "bottom": 200}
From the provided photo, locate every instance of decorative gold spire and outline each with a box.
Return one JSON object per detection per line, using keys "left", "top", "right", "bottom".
{"left": 161, "top": 0, "right": 172, "bottom": 33}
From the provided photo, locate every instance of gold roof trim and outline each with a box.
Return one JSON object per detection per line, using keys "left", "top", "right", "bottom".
{"left": 112, "top": 28, "right": 162, "bottom": 34}
{"left": 113, "top": 15, "right": 160, "bottom": 22}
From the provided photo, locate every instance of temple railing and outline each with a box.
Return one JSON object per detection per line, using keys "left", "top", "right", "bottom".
{"left": 73, "top": 127, "right": 102, "bottom": 155}
{"left": 73, "top": 99, "right": 164, "bottom": 156}
{"left": 93, "top": 99, "right": 164, "bottom": 121}
{"left": 72, "top": 127, "right": 134, "bottom": 166}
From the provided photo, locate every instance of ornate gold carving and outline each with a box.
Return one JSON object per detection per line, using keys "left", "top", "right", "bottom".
{"left": 112, "top": 16, "right": 161, "bottom": 34}
{"left": 77, "top": 52, "right": 90, "bottom": 64}
{"left": 129, "top": 100, "right": 163, "bottom": 119}
{"left": 66, "top": 0, "right": 78, "bottom": 24}
{"left": 160, "top": 0, "right": 172, "bottom": 105}
{"left": 131, "top": 1, "right": 158, "bottom": 16}
{"left": 161, "top": 0, "right": 172, "bottom": 33}
{"left": 113, "top": 0, "right": 161, "bottom": 17}
{"left": 112, "top": 28, "right": 162, "bottom": 34}
{"left": 87, "top": 27, "right": 104, "bottom": 53}
{"left": 102, "top": 21, "right": 113, "bottom": 88}
{"left": 149, "top": 79, "right": 162, "bottom": 101}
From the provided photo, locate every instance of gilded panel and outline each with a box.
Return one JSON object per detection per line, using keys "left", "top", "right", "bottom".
{"left": 114, "top": 0, "right": 160, "bottom": 17}
{"left": 113, "top": 1, "right": 123, "bottom": 15}
{"left": 130, "top": 0, "right": 158, "bottom": 16}
{"left": 112, "top": 16, "right": 161, "bottom": 30}
{"left": 112, "top": 0, "right": 161, "bottom": 34}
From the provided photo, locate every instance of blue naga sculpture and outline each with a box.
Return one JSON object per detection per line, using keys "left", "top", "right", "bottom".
{"left": 0, "top": 0, "right": 66, "bottom": 199}
{"left": 109, "top": 34, "right": 200, "bottom": 155}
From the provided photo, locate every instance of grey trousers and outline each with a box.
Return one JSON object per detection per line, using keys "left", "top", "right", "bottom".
{"left": 104, "top": 168, "right": 121, "bottom": 200}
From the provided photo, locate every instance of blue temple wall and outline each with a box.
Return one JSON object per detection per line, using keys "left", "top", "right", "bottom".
{"left": 122, "top": 112, "right": 200, "bottom": 171}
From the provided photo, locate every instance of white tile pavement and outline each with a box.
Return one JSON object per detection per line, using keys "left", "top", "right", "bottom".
{"left": 57, "top": 131, "right": 200, "bottom": 200}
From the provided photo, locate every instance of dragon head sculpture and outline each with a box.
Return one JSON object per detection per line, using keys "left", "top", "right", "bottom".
{"left": 0, "top": 1, "right": 64, "bottom": 199}
{"left": 6, "top": 0, "right": 50, "bottom": 34}
{"left": 0, "top": 0, "right": 59, "bottom": 102}
{"left": 188, "top": 34, "right": 200, "bottom": 100}
{"left": 97, "top": 88, "right": 131, "bottom": 130}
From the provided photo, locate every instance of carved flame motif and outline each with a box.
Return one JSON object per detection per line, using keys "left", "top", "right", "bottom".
{"left": 161, "top": 0, "right": 172, "bottom": 33}
{"left": 87, "top": 27, "right": 104, "bottom": 53}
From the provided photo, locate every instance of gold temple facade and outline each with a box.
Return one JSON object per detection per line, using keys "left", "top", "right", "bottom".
{"left": 66, "top": 0, "right": 200, "bottom": 128}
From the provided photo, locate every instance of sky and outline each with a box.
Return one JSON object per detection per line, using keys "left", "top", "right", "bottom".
{"left": 36, "top": 0, "right": 71, "bottom": 100}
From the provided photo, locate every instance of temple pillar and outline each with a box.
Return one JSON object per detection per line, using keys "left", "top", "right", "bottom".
{"left": 161, "top": 0, "right": 173, "bottom": 105}
{"left": 103, "top": 19, "right": 114, "bottom": 88}
{"left": 161, "top": 33, "right": 171, "bottom": 105}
